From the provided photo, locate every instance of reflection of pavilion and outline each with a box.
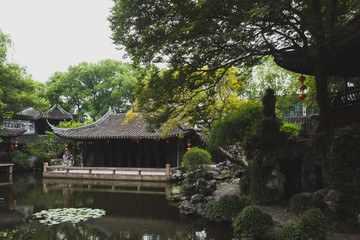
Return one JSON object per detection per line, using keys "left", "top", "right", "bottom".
{"left": 0, "top": 173, "right": 13, "bottom": 186}
{"left": 42, "top": 178, "right": 171, "bottom": 196}
{"left": 87, "top": 215, "right": 184, "bottom": 239}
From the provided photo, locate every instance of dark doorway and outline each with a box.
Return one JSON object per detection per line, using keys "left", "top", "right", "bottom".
{"left": 279, "top": 159, "right": 302, "bottom": 199}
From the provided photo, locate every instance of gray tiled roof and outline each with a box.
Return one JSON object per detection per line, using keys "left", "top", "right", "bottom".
{"left": 38, "top": 104, "right": 72, "bottom": 120}
{"left": 50, "top": 111, "right": 183, "bottom": 140}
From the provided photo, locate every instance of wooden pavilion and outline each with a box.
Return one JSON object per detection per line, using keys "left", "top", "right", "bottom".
{"left": 36, "top": 104, "right": 72, "bottom": 135}
{"left": 0, "top": 128, "right": 26, "bottom": 163}
{"left": 273, "top": 16, "right": 360, "bottom": 126}
{"left": 50, "top": 111, "right": 201, "bottom": 168}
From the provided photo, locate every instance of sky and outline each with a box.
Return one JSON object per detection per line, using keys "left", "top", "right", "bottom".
{"left": 0, "top": 0, "right": 129, "bottom": 83}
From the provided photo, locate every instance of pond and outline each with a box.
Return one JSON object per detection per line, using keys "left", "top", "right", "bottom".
{"left": 0, "top": 173, "right": 233, "bottom": 239}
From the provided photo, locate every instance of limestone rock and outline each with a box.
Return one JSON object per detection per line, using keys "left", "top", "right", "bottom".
{"left": 190, "top": 194, "right": 203, "bottom": 203}
{"left": 323, "top": 189, "right": 341, "bottom": 212}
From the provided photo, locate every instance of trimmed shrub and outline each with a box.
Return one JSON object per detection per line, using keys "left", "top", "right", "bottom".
{"left": 273, "top": 222, "right": 297, "bottom": 240}
{"left": 290, "top": 192, "right": 324, "bottom": 215}
{"left": 182, "top": 147, "right": 212, "bottom": 171}
{"left": 296, "top": 208, "right": 328, "bottom": 240}
{"left": 204, "top": 195, "right": 249, "bottom": 222}
{"left": 233, "top": 206, "right": 273, "bottom": 240}
{"left": 274, "top": 208, "right": 327, "bottom": 240}
{"left": 12, "top": 151, "right": 31, "bottom": 171}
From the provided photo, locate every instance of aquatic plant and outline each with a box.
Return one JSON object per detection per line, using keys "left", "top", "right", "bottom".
{"left": 33, "top": 208, "right": 106, "bottom": 225}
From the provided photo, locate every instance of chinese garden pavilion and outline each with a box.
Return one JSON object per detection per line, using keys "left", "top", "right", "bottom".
{"left": 50, "top": 110, "right": 201, "bottom": 168}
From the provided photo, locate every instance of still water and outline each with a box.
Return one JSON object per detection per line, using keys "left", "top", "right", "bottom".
{"left": 0, "top": 173, "right": 233, "bottom": 239}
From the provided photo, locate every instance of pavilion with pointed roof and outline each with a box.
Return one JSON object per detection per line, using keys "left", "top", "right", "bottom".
{"left": 50, "top": 110, "right": 201, "bottom": 168}
{"left": 36, "top": 104, "right": 73, "bottom": 135}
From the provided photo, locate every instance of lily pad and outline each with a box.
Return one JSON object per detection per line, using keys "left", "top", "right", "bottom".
{"left": 33, "top": 208, "right": 106, "bottom": 225}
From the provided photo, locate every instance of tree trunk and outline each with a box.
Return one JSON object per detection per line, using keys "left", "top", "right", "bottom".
{"left": 314, "top": 68, "right": 332, "bottom": 186}
{"left": 218, "top": 147, "right": 248, "bottom": 169}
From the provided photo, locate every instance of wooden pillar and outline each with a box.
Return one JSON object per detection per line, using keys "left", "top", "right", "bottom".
{"left": 165, "top": 164, "right": 170, "bottom": 176}
{"left": 145, "top": 140, "right": 150, "bottom": 168}
{"left": 156, "top": 141, "right": 160, "bottom": 168}
{"left": 127, "top": 141, "right": 131, "bottom": 167}
{"left": 136, "top": 141, "right": 140, "bottom": 167}
{"left": 43, "top": 162, "right": 48, "bottom": 173}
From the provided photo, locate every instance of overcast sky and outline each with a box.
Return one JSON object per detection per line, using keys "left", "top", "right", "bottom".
{"left": 0, "top": 0, "right": 129, "bottom": 83}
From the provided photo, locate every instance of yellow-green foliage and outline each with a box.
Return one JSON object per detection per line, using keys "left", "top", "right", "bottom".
{"left": 58, "top": 119, "right": 94, "bottom": 129}
{"left": 122, "top": 109, "right": 140, "bottom": 125}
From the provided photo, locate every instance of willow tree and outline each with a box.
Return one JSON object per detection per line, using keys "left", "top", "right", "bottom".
{"left": 109, "top": 0, "right": 359, "bottom": 142}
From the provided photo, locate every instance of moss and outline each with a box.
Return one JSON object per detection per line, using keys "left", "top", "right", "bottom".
{"left": 233, "top": 206, "right": 273, "bottom": 240}
{"left": 168, "top": 186, "right": 181, "bottom": 202}
{"left": 204, "top": 195, "right": 249, "bottom": 222}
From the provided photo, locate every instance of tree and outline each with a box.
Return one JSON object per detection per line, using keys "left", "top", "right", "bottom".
{"left": 45, "top": 60, "right": 145, "bottom": 121}
{"left": 109, "top": 0, "right": 360, "bottom": 143}
{"left": 135, "top": 66, "right": 244, "bottom": 132}
{"left": 0, "top": 29, "right": 50, "bottom": 112}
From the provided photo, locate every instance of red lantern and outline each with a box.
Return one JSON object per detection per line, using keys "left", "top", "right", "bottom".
{"left": 166, "top": 139, "right": 170, "bottom": 144}
{"left": 136, "top": 139, "right": 140, "bottom": 144}
{"left": 299, "top": 94, "right": 307, "bottom": 100}
{"left": 298, "top": 76, "right": 306, "bottom": 82}
{"left": 106, "top": 139, "right": 110, "bottom": 144}
{"left": 65, "top": 147, "right": 68, "bottom": 151}
{"left": 11, "top": 145, "right": 14, "bottom": 149}
{"left": 81, "top": 140, "right": 85, "bottom": 144}
{"left": 298, "top": 85, "right": 307, "bottom": 91}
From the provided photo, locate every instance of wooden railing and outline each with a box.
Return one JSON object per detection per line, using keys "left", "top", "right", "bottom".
{"left": 43, "top": 163, "right": 171, "bottom": 181}
{"left": 329, "top": 87, "right": 360, "bottom": 107}
{"left": 0, "top": 163, "right": 14, "bottom": 174}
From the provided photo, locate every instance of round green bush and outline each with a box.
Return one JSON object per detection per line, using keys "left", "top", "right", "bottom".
{"left": 233, "top": 206, "right": 273, "bottom": 240}
{"left": 290, "top": 192, "right": 324, "bottom": 215}
{"left": 204, "top": 195, "right": 249, "bottom": 222}
{"left": 296, "top": 208, "right": 327, "bottom": 240}
{"left": 12, "top": 150, "right": 31, "bottom": 171}
{"left": 182, "top": 147, "right": 212, "bottom": 171}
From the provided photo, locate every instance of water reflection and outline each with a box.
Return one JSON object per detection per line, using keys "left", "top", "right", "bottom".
{"left": 0, "top": 174, "right": 233, "bottom": 239}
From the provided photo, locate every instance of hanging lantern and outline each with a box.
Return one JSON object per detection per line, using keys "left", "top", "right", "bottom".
{"left": 298, "top": 75, "right": 307, "bottom": 102}
{"left": 65, "top": 140, "right": 69, "bottom": 152}
{"left": 166, "top": 139, "right": 170, "bottom": 144}
{"left": 298, "top": 85, "right": 307, "bottom": 91}
{"left": 81, "top": 140, "right": 85, "bottom": 144}
{"left": 186, "top": 139, "right": 191, "bottom": 151}
{"left": 11, "top": 145, "right": 14, "bottom": 149}
{"left": 106, "top": 139, "right": 110, "bottom": 144}
{"left": 14, "top": 138, "right": 18, "bottom": 148}
{"left": 136, "top": 139, "right": 140, "bottom": 144}
{"left": 299, "top": 94, "right": 307, "bottom": 100}
{"left": 298, "top": 75, "right": 306, "bottom": 82}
